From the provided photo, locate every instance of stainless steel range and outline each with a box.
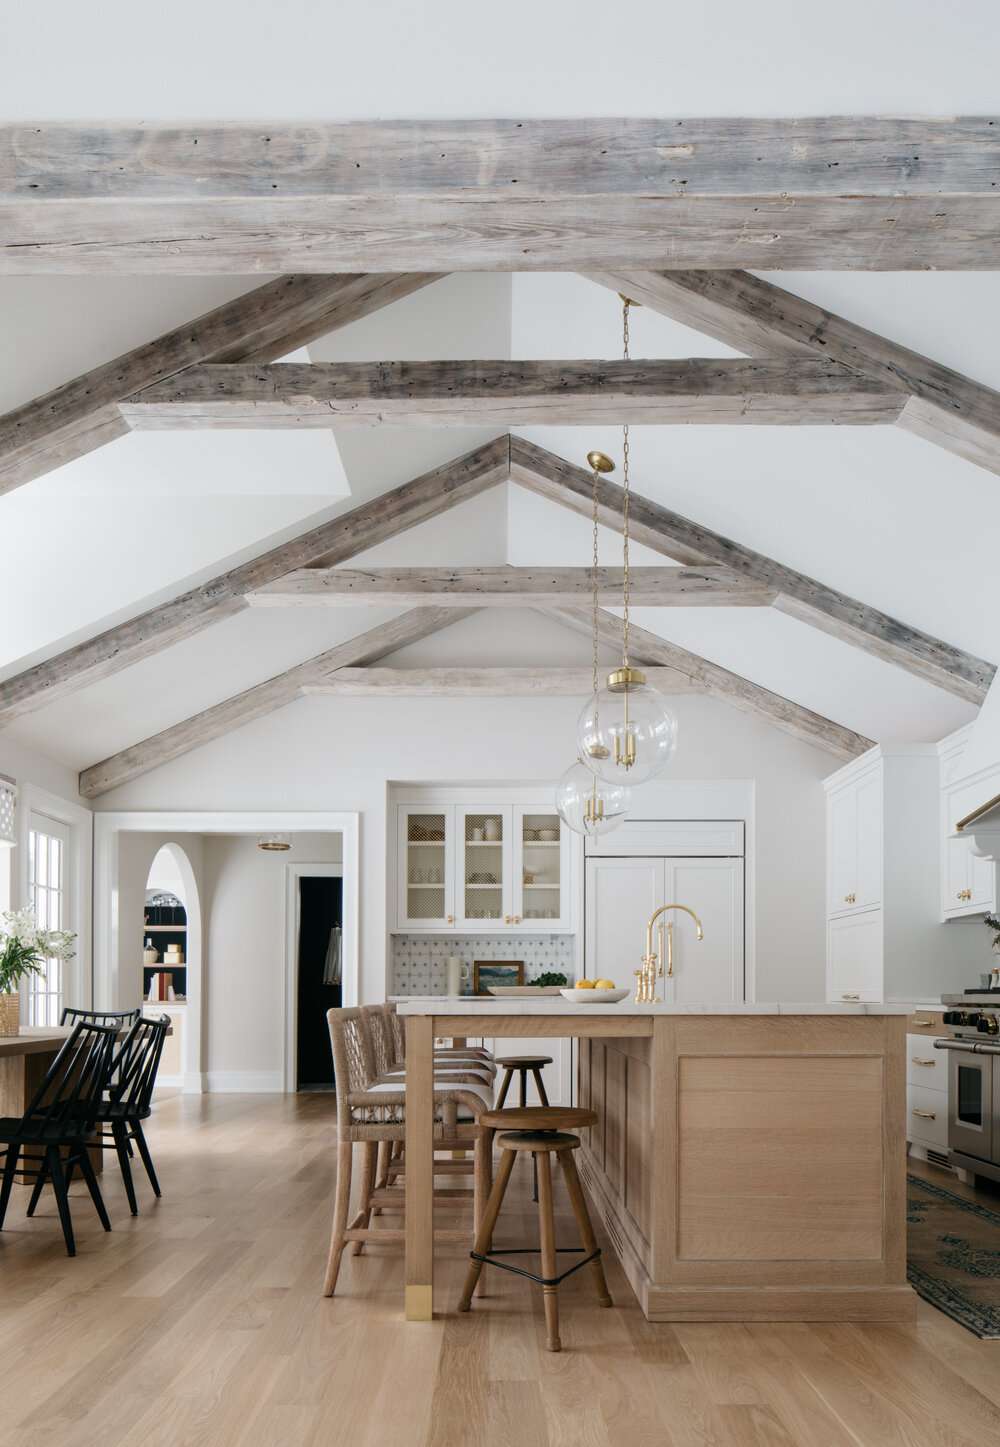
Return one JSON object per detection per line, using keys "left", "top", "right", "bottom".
{"left": 938, "top": 994, "right": 1000, "bottom": 1183}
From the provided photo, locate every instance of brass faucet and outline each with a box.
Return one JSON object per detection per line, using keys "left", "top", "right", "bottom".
{"left": 635, "top": 903, "right": 704, "bottom": 1003}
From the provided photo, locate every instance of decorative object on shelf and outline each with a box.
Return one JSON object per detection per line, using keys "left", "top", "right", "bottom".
{"left": 471, "top": 826, "right": 484, "bottom": 842}
{"left": 473, "top": 960, "right": 524, "bottom": 994}
{"left": 143, "top": 938, "right": 159, "bottom": 965}
{"left": 0, "top": 907, "right": 76, "bottom": 1036}
{"left": 556, "top": 760, "right": 630, "bottom": 838}
{"left": 0, "top": 775, "right": 17, "bottom": 849}
{"left": 257, "top": 833, "right": 292, "bottom": 852}
{"left": 523, "top": 870, "right": 536, "bottom": 885}
{"left": 468, "top": 872, "right": 497, "bottom": 885}
{"left": 164, "top": 942, "right": 185, "bottom": 966}
{"left": 483, "top": 817, "right": 501, "bottom": 842}
{"left": 445, "top": 955, "right": 470, "bottom": 997}
{"left": 538, "top": 828, "right": 559, "bottom": 841}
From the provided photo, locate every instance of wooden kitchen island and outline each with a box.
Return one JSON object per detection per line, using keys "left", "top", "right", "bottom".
{"left": 399, "top": 1000, "right": 916, "bottom": 1324}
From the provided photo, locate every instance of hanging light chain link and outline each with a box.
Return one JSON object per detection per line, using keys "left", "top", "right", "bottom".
{"left": 621, "top": 298, "right": 632, "bottom": 668}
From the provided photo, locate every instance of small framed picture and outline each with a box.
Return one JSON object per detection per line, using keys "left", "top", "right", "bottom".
{"left": 473, "top": 960, "right": 524, "bottom": 994}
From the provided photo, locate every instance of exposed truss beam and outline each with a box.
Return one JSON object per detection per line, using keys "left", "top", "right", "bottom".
{"left": 549, "top": 607, "right": 873, "bottom": 761}
{"left": 301, "top": 666, "right": 694, "bottom": 697}
{"left": 586, "top": 269, "right": 1000, "bottom": 479}
{"left": 0, "top": 436, "right": 509, "bottom": 727}
{"left": 121, "top": 358, "right": 902, "bottom": 430}
{"left": 511, "top": 436, "right": 994, "bottom": 705}
{"left": 0, "top": 273, "right": 439, "bottom": 495}
{"left": 247, "top": 564, "right": 774, "bottom": 609}
{"left": 3, "top": 119, "right": 999, "bottom": 272}
{"left": 78, "top": 607, "right": 473, "bottom": 799}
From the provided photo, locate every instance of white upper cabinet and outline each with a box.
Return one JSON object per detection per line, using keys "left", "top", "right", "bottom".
{"left": 827, "top": 764, "right": 882, "bottom": 915}
{"left": 938, "top": 727, "right": 999, "bottom": 921}
{"left": 393, "top": 795, "right": 576, "bottom": 933}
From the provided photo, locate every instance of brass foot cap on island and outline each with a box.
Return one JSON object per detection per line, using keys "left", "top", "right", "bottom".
{"left": 405, "top": 1285, "right": 433, "bottom": 1321}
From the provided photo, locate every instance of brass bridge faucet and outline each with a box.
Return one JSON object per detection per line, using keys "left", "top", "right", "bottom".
{"left": 635, "top": 904, "right": 704, "bottom": 1003}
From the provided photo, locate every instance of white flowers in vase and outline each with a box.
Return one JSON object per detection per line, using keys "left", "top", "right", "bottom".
{"left": 0, "top": 907, "right": 77, "bottom": 995}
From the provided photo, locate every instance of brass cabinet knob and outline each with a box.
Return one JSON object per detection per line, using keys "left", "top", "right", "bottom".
{"left": 842, "top": 892, "right": 857, "bottom": 904}
{"left": 957, "top": 888, "right": 972, "bottom": 902}
{"left": 446, "top": 914, "right": 455, "bottom": 925}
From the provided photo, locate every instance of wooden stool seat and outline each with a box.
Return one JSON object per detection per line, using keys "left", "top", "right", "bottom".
{"left": 459, "top": 1107, "right": 612, "bottom": 1352}
{"left": 480, "top": 1105, "right": 596, "bottom": 1132}
{"left": 494, "top": 1130, "right": 580, "bottom": 1153}
{"left": 494, "top": 1054, "right": 553, "bottom": 1068}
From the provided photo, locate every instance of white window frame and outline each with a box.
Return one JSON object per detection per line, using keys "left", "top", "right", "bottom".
{"left": 25, "top": 812, "right": 71, "bottom": 1026}
{"left": 13, "top": 784, "right": 92, "bottom": 1018}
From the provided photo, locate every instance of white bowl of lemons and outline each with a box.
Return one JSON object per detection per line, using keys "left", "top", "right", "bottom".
{"left": 560, "top": 981, "right": 629, "bottom": 1004}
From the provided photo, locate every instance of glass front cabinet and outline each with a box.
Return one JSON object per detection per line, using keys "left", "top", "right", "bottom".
{"left": 395, "top": 800, "right": 572, "bottom": 932}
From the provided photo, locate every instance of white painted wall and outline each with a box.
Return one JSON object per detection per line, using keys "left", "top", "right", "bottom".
{"left": 95, "top": 643, "right": 835, "bottom": 1004}
{"left": 200, "top": 832, "right": 342, "bottom": 1090}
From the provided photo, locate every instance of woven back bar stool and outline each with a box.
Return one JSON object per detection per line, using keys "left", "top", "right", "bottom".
{"left": 458, "top": 1105, "right": 612, "bottom": 1353}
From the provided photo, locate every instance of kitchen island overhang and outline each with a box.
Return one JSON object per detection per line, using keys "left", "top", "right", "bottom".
{"left": 398, "top": 1000, "right": 916, "bottom": 1324}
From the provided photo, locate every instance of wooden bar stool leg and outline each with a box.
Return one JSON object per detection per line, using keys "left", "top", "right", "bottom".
{"left": 518, "top": 1070, "right": 528, "bottom": 1108}
{"left": 372, "top": 1140, "right": 391, "bottom": 1214}
{"left": 535, "top": 1150, "right": 561, "bottom": 1352}
{"left": 323, "top": 1139, "right": 353, "bottom": 1297}
{"left": 531, "top": 1067, "right": 550, "bottom": 1108}
{"left": 352, "top": 1141, "right": 379, "bottom": 1255}
{"left": 458, "top": 1149, "right": 516, "bottom": 1311}
{"left": 559, "top": 1149, "right": 612, "bottom": 1308}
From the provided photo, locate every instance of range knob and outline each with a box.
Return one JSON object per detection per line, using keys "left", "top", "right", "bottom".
{"left": 942, "top": 1011, "right": 966, "bottom": 1026}
{"left": 976, "top": 1014, "right": 1000, "bottom": 1035}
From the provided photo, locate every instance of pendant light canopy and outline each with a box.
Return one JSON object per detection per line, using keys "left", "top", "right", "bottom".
{"left": 555, "top": 761, "right": 631, "bottom": 838}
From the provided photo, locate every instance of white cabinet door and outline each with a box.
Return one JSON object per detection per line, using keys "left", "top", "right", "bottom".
{"left": 397, "top": 806, "right": 456, "bottom": 929}
{"left": 942, "top": 779, "right": 999, "bottom": 920}
{"left": 828, "top": 785, "right": 858, "bottom": 913}
{"left": 511, "top": 806, "right": 571, "bottom": 931}
{"left": 585, "top": 856, "right": 665, "bottom": 988}
{"left": 454, "top": 805, "right": 512, "bottom": 929}
{"left": 827, "top": 909, "right": 883, "bottom": 1002}
{"left": 854, "top": 770, "right": 883, "bottom": 909}
{"left": 661, "top": 857, "right": 745, "bottom": 1005}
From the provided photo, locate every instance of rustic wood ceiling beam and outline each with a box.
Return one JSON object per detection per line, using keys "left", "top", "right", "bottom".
{"left": 301, "top": 666, "right": 695, "bottom": 697}
{"left": 548, "top": 607, "right": 874, "bottom": 761}
{"left": 0, "top": 272, "right": 440, "bottom": 495}
{"left": 512, "top": 437, "right": 994, "bottom": 704}
{"left": 78, "top": 607, "right": 474, "bottom": 799}
{"left": 120, "top": 359, "right": 903, "bottom": 429}
{"left": 585, "top": 269, "right": 1000, "bottom": 479}
{"left": 3, "top": 118, "right": 999, "bottom": 272}
{"left": 246, "top": 564, "right": 775, "bottom": 609}
{"left": 0, "top": 436, "right": 509, "bottom": 727}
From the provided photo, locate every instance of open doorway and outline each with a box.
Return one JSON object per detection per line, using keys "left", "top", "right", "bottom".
{"left": 296, "top": 875, "right": 343, "bottom": 1090}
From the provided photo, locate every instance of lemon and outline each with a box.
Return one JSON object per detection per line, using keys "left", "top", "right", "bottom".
{"left": 594, "top": 978, "right": 616, "bottom": 991}
{"left": 574, "top": 979, "right": 596, "bottom": 989}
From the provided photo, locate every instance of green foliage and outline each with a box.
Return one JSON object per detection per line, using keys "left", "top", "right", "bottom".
{"left": 531, "top": 971, "right": 568, "bottom": 988}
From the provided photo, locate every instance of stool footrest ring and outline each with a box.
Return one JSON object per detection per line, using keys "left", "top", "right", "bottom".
{"left": 469, "top": 1245, "right": 602, "bottom": 1288}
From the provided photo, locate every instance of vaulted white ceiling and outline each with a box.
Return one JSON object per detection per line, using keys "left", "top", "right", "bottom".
{"left": 2, "top": 264, "right": 997, "bottom": 774}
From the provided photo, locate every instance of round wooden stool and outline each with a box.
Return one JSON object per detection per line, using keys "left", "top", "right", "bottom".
{"left": 458, "top": 1106, "right": 612, "bottom": 1352}
{"left": 492, "top": 1056, "right": 553, "bottom": 1201}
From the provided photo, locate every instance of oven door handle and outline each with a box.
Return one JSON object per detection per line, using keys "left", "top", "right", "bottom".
{"left": 934, "top": 1038, "right": 1000, "bottom": 1054}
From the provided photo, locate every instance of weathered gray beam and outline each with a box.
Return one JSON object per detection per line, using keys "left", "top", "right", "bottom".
{"left": 0, "top": 436, "right": 509, "bottom": 727}
{"left": 122, "top": 359, "right": 902, "bottom": 429}
{"left": 586, "top": 269, "right": 1000, "bottom": 478}
{"left": 512, "top": 436, "right": 994, "bottom": 704}
{"left": 0, "top": 272, "right": 439, "bottom": 494}
{"left": 3, "top": 119, "right": 999, "bottom": 272}
{"left": 301, "top": 666, "right": 694, "bottom": 697}
{"left": 549, "top": 607, "right": 874, "bottom": 761}
{"left": 78, "top": 607, "right": 472, "bottom": 799}
{"left": 246, "top": 564, "right": 775, "bottom": 609}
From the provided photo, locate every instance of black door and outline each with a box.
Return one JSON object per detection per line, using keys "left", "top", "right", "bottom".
{"left": 296, "top": 876, "right": 342, "bottom": 1090}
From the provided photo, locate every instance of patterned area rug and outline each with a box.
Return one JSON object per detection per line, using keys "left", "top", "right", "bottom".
{"left": 907, "top": 1173, "right": 1000, "bottom": 1338}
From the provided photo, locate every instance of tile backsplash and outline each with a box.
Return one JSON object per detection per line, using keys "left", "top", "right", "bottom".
{"left": 392, "top": 934, "right": 576, "bottom": 995}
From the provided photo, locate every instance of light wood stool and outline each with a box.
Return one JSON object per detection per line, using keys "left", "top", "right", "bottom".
{"left": 458, "top": 1106, "right": 612, "bottom": 1352}
{"left": 493, "top": 1055, "right": 553, "bottom": 1201}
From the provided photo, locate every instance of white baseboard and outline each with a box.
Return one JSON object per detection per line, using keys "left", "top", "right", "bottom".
{"left": 154, "top": 1074, "right": 183, "bottom": 1090}
{"left": 205, "top": 1070, "right": 284, "bottom": 1093}
{"left": 183, "top": 1071, "right": 205, "bottom": 1094}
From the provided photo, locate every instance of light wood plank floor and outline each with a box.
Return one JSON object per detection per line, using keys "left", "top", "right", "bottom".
{"left": 0, "top": 1093, "right": 998, "bottom": 1446}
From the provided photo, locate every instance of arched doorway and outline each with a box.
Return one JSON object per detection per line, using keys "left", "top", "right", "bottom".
{"left": 143, "top": 842, "right": 203, "bottom": 1090}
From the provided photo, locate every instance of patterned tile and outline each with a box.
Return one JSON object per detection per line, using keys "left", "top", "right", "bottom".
{"left": 392, "top": 934, "right": 575, "bottom": 995}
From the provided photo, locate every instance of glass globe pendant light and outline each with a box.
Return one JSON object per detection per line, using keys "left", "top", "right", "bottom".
{"left": 576, "top": 297, "right": 678, "bottom": 787}
{"left": 555, "top": 760, "right": 631, "bottom": 838}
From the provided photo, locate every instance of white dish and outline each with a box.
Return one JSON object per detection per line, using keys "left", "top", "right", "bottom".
{"left": 559, "top": 988, "right": 629, "bottom": 1004}
{"left": 487, "top": 986, "right": 564, "bottom": 997}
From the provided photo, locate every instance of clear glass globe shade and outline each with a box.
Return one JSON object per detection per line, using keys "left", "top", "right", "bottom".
{"left": 555, "top": 761, "right": 631, "bottom": 838}
{"left": 577, "top": 679, "right": 678, "bottom": 786}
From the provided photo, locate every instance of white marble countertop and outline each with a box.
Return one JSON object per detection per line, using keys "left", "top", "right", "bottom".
{"left": 396, "top": 996, "right": 922, "bottom": 1017}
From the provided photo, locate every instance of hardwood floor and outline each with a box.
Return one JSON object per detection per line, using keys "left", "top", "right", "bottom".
{"left": 0, "top": 1093, "right": 998, "bottom": 1446}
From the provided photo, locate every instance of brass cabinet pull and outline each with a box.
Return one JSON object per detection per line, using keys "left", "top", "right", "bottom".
{"left": 841, "top": 992, "right": 861, "bottom": 1001}
{"left": 912, "top": 1108, "right": 937, "bottom": 1120}
{"left": 912, "top": 1018, "right": 936, "bottom": 1027}
{"left": 911, "top": 1058, "right": 937, "bottom": 1066}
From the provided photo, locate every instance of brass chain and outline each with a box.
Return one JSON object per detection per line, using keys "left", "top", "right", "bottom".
{"left": 591, "top": 456, "right": 600, "bottom": 698}
{"left": 621, "top": 298, "right": 631, "bottom": 667}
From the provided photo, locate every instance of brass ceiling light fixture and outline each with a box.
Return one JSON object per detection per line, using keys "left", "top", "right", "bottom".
{"left": 576, "top": 296, "right": 678, "bottom": 787}
{"left": 257, "top": 834, "right": 292, "bottom": 852}
{"left": 554, "top": 446, "right": 631, "bottom": 837}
